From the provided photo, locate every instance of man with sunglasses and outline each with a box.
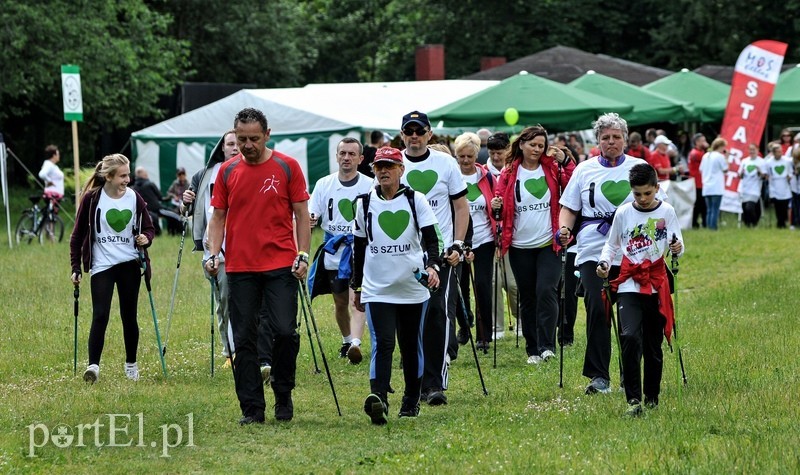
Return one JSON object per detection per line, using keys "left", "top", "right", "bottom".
{"left": 399, "top": 111, "right": 469, "bottom": 406}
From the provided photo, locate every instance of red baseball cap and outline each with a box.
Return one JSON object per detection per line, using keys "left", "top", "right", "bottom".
{"left": 373, "top": 146, "right": 403, "bottom": 165}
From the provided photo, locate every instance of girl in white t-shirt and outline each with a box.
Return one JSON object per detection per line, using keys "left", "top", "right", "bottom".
{"left": 70, "top": 154, "right": 155, "bottom": 384}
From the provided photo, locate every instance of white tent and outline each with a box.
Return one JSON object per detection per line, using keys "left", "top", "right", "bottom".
{"left": 131, "top": 80, "right": 498, "bottom": 191}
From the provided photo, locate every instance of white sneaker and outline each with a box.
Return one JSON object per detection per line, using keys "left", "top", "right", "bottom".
{"left": 493, "top": 331, "right": 505, "bottom": 340}
{"left": 526, "top": 355, "right": 542, "bottom": 365}
{"left": 541, "top": 350, "right": 556, "bottom": 362}
{"left": 125, "top": 362, "right": 140, "bottom": 381}
{"left": 83, "top": 364, "right": 99, "bottom": 383}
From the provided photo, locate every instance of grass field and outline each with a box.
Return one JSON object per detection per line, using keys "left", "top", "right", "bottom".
{"left": 0, "top": 189, "right": 798, "bottom": 473}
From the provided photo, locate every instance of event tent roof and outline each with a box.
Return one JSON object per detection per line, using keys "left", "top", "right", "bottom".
{"left": 428, "top": 71, "right": 633, "bottom": 131}
{"left": 643, "top": 69, "right": 731, "bottom": 122}
{"left": 568, "top": 71, "right": 694, "bottom": 125}
{"left": 770, "top": 64, "right": 800, "bottom": 121}
{"left": 465, "top": 45, "right": 673, "bottom": 86}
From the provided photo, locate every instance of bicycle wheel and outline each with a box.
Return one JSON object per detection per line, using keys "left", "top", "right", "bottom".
{"left": 15, "top": 212, "right": 37, "bottom": 245}
{"left": 39, "top": 215, "right": 65, "bottom": 244}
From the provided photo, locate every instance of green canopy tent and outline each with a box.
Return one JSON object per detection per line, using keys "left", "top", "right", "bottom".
{"left": 643, "top": 69, "right": 730, "bottom": 122}
{"left": 769, "top": 63, "right": 800, "bottom": 122}
{"left": 569, "top": 71, "right": 694, "bottom": 125}
{"left": 428, "top": 71, "right": 633, "bottom": 132}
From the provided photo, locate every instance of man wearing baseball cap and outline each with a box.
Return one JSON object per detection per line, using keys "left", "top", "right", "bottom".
{"left": 648, "top": 135, "right": 675, "bottom": 181}
{"left": 351, "top": 146, "right": 443, "bottom": 423}
{"left": 399, "top": 110, "right": 469, "bottom": 406}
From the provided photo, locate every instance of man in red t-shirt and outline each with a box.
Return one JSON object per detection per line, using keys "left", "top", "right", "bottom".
{"left": 687, "top": 133, "right": 709, "bottom": 228}
{"left": 207, "top": 108, "right": 311, "bottom": 424}
{"left": 626, "top": 132, "right": 651, "bottom": 162}
{"left": 648, "top": 135, "right": 675, "bottom": 181}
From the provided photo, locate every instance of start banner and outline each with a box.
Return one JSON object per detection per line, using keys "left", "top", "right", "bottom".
{"left": 719, "top": 40, "right": 787, "bottom": 214}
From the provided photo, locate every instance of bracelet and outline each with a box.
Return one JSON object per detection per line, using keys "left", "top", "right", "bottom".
{"left": 295, "top": 251, "right": 309, "bottom": 264}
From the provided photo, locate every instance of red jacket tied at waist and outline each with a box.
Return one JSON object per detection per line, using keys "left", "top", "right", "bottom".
{"left": 609, "top": 255, "right": 674, "bottom": 343}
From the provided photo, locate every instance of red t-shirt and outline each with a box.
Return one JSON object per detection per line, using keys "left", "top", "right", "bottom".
{"left": 687, "top": 147, "right": 705, "bottom": 189}
{"left": 647, "top": 150, "right": 672, "bottom": 181}
{"left": 626, "top": 145, "right": 650, "bottom": 161}
{"left": 211, "top": 151, "right": 309, "bottom": 272}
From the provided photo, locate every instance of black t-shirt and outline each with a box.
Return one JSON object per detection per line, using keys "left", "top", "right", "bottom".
{"left": 359, "top": 145, "right": 376, "bottom": 178}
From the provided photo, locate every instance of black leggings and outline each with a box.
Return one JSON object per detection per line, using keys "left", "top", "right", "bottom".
{"left": 88, "top": 260, "right": 142, "bottom": 365}
{"left": 508, "top": 246, "right": 560, "bottom": 356}
{"left": 366, "top": 301, "right": 426, "bottom": 401}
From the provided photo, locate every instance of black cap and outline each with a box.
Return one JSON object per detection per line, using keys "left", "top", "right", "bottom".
{"left": 401, "top": 110, "right": 430, "bottom": 129}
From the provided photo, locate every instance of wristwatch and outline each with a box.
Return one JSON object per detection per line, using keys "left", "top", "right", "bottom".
{"left": 427, "top": 263, "right": 440, "bottom": 273}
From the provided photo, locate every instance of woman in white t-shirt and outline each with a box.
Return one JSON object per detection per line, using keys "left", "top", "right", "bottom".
{"left": 454, "top": 132, "right": 497, "bottom": 349}
{"left": 351, "top": 147, "right": 442, "bottom": 425}
{"left": 69, "top": 154, "right": 155, "bottom": 384}
{"left": 698, "top": 137, "right": 730, "bottom": 230}
{"left": 490, "top": 125, "right": 574, "bottom": 365}
{"left": 765, "top": 143, "right": 793, "bottom": 228}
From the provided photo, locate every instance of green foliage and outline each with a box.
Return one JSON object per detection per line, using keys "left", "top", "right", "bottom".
{"left": 0, "top": 213, "right": 799, "bottom": 471}
{"left": 0, "top": 0, "right": 188, "bottom": 128}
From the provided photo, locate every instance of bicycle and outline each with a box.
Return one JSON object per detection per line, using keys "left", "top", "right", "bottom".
{"left": 15, "top": 192, "right": 65, "bottom": 245}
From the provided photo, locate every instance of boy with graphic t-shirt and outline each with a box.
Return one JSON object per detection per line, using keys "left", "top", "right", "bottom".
{"left": 308, "top": 137, "right": 373, "bottom": 364}
{"left": 352, "top": 146, "right": 443, "bottom": 424}
{"left": 597, "top": 163, "right": 684, "bottom": 417}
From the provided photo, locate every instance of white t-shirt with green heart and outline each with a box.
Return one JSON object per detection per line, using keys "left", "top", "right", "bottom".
{"left": 560, "top": 156, "right": 648, "bottom": 266}
{"left": 462, "top": 172, "right": 493, "bottom": 248}
{"left": 92, "top": 188, "right": 139, "bottom": 275}
{"left": 739, "top": 157, "right": 767, "bottom": 201}
{"left": 511, "top": 165, "right": 552, "bottom": 248}
{"left": 767, "top": 156, "right": 793, "bottom": 200}
{"left": 353, "top": 188, "right": 439, "bottom": 304}
{"left": 309, "top": 172, "right": 374, "bottom": 270}
{"left": 402, "top": 149, "right": 467, "bottom": 247}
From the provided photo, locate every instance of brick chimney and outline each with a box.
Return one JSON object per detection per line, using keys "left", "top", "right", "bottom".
{"left": 480, "top": 56, "right": 506, "bottom": 71}
{"left": 416, "top": 44, "right": 445, "bottom": 81}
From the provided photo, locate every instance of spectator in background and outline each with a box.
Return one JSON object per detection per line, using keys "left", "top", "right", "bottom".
{"left": 476, "top": 128, "right": 491, "bottom": 165}
{"left": 791, "top": 147, "right": 800, "bottom": 230}
{"left": 649, "top": 135, "right": 676, "bottom": 181}
{"left": 131, "top": 167, "right": 165, "bottom": 236}
{"left": 626, "top": 132, "right": 651, "bottom": 162}
{"left": 687, "top": 133, "right": 708, "bottom": 228}
{"left": 677, "top": 130, "right": 692, "bottom": 160}
{"left": 165, "top": 167, "right": 189, "bottom": 234}
{"left": 358, "top": 130, "right": 385, "bottom": 178}
{"left": 765, "top": 143, "right": 793, "bottom": 229}
{"left": 778, "top": 128, "right": 793, "bottom": 156}
{"left": 39, "top": 144, "right": 65, "bottom": 198}
{"left": 645, "top": 128, "right": 657, "bottom": 151}
{"left": 699, "top": 137, "right": 729, "bottom": 230}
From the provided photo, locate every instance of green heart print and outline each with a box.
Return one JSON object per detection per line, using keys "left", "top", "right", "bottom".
{"left": 746, "top": 164, "right": 756, "bottom": 173}
{"left": 775, "top": 165, "right": 785, "bottom": 175}
{"left": 338, "top": 198, "right": 355, "bottom": 222}
{"left": 378, "top": 210, "right": 410, "bottom": 240}
{"left": 524, "top": 177, "right": 548, "bottom": 199}
{"left": 406, "top": 170, "right": 438, "bottom": 194}
{"left": 466, "top": 183, "right": 482, "bottom": 202}
{"left": 601, "top": 180, "right": 630, "bottom": 206}
{"left": 106, "top": 209, "right": 133, "bottom": 233}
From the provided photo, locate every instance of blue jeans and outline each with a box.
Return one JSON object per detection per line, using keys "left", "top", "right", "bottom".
{"left": 705, "top": 195, "right": 722, "bottom": 230}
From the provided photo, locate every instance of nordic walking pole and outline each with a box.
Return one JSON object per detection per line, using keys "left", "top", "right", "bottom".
{"left": 670, "top": 234, "right": 688, "bottom": 391}
{"left": 299, "top": 281, "right": 342, "bottom": 416}
{"left": 210, "top": 276, "right": 215, "bottom": 377}
{"left": 467, "top": 263, "right": 487, "bottom": 354}
{"left": 162, "top": 203, "right": 191, "bottom": 357}
{"left": 299, "top": 292, "right": 321, "bottom": 374}
{"left": 452, "top": 267, "right": 489, "bottom": 396}
{"left": 559, "top": 246, "right": 567, "bottom": 389}
{"left": 73, "top": 283, "right": 79, "bottom": 376}
{"left": 601, "top": 271, "right": 623, "bottom": 387}
{"left": 492, "top": 256, "right": 499, "bottom": 368}
{"left": 135, "top": 217, "right": 168, "bottom": 378}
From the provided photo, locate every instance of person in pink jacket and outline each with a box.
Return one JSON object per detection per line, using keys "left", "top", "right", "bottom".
{"left": 490, "top": 125, "right": 574, "bottom": 364}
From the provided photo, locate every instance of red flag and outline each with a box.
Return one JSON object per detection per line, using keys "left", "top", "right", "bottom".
{"left": 719, "top": 40, "right": 788, "bottom": 213}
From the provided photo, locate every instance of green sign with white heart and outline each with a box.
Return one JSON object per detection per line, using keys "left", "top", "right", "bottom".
{"left": 338, "top": 198, "right": 355, "bottom": 222}
{"left": 775, "top": 165, "right": 786, "bottom": 175}
{"left": 406, "top": 169, "right": 438, "bottom": 194}
{"left": 746, "top": 164, "right": 756, "bottom": 173}
{"left": 466, "top": 183, "right": 482, "bottom": 202}
{"left": 378, "top": 210, "right": 410, "bottom": 240}
{"left": 106, "top": 209, "right": 132, "bottom": 233}
{"left": 524, "top": 177, "right": 548, "bottom": 199}
{"left": 601, "top": 180, "right": 630, "bottom": 206}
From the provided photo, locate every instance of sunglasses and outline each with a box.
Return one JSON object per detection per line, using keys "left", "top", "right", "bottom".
{"left": 373, "top": 162, "right": 400, "bottom": 170}
{"left": 402, "top": 127, "right": 429, "bottom": 136}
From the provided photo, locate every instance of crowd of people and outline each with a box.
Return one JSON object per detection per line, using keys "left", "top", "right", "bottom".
{"left": 65, "top": 106, "right": 800, "bottom": 425}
